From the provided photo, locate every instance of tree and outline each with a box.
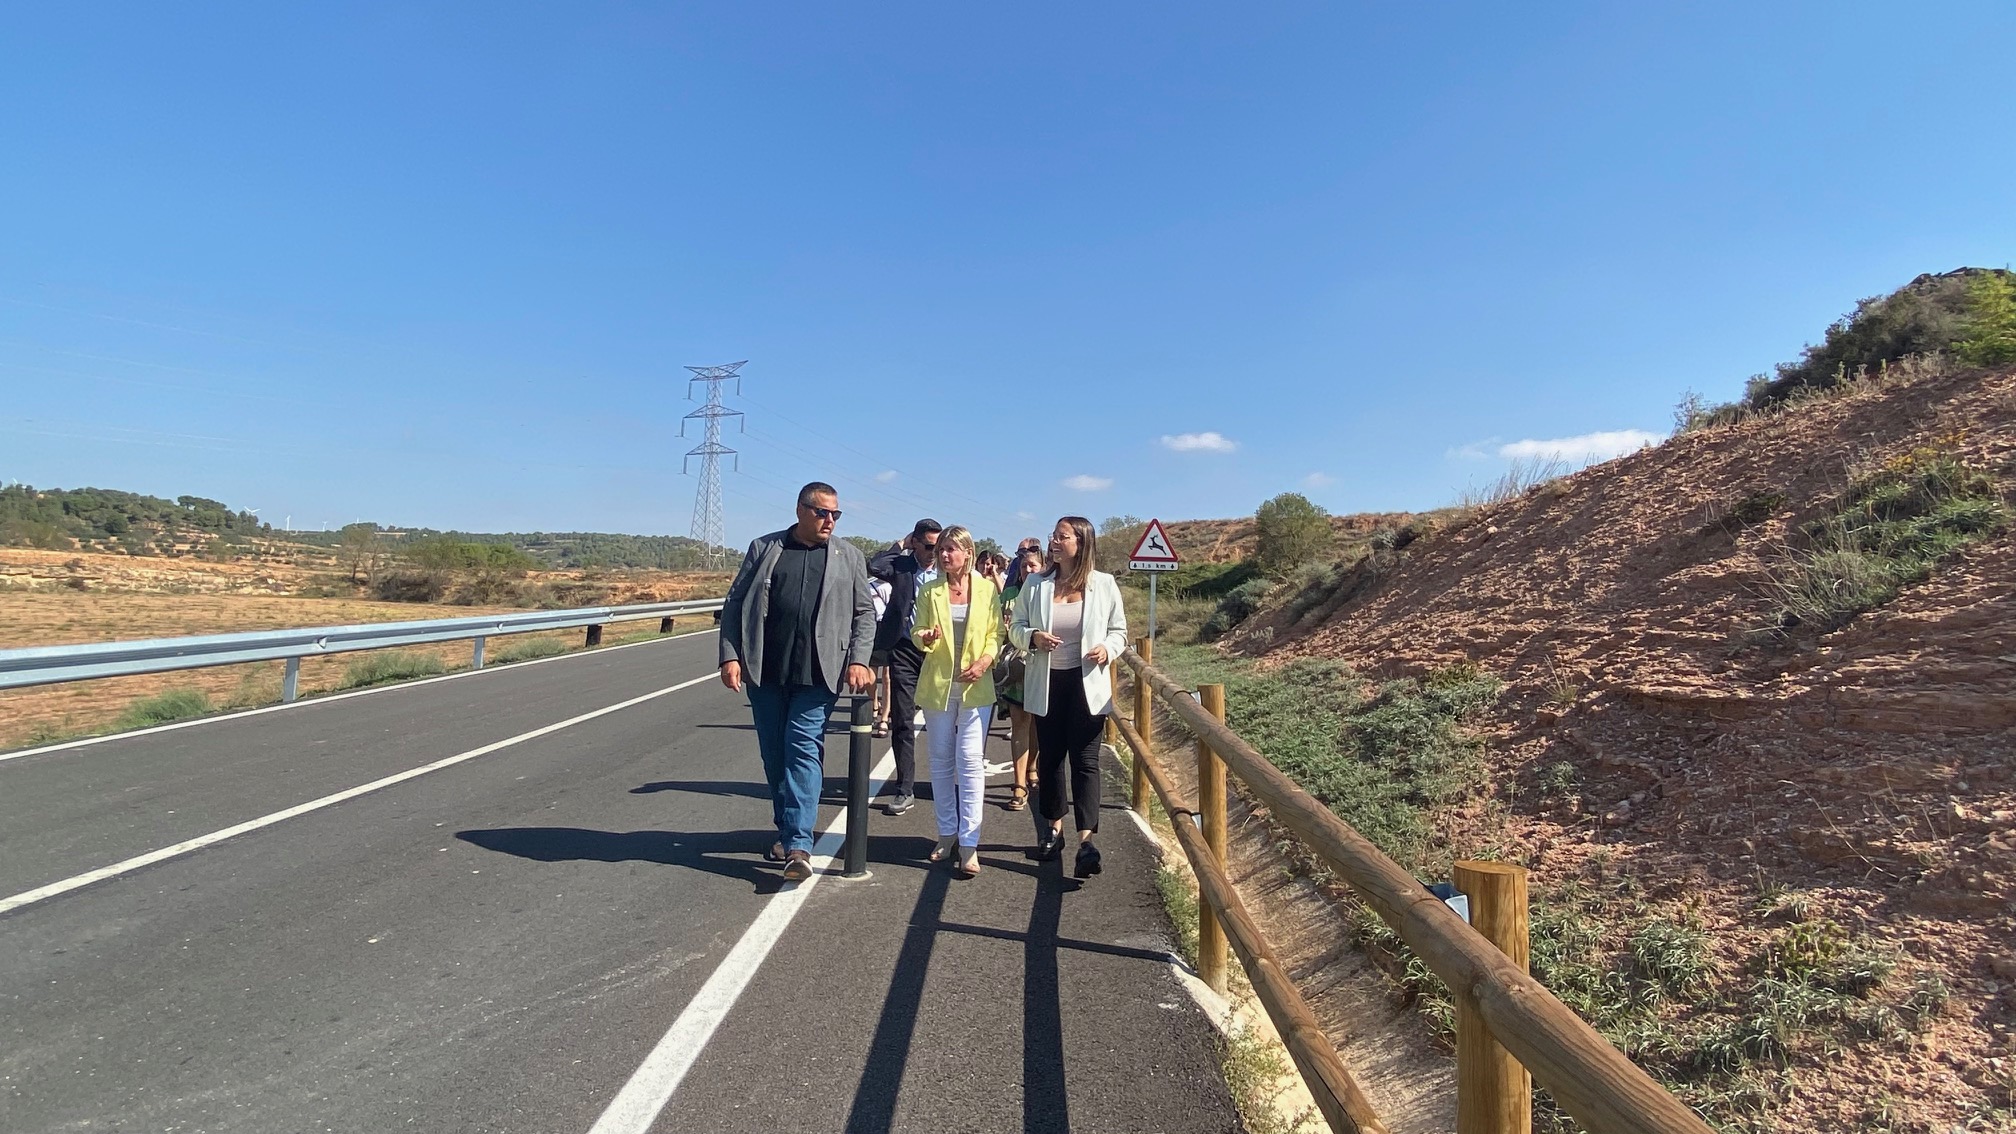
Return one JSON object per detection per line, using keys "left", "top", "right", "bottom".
{"left": 1959, "top": 271, "right": 2016, "bottom": 366}
{"left": 1098, "top": 515, "right": 1145, "bottom": 569}
{"left": 339, "top": 523, "right": 383, "bottom": 584}
{"left": 1254, "top": 493, "right": 1332, "bottom": 577}
{"left": 842, "top": 535, "right": 888, "bottom": 560}
{"left": 974, "top": 536, "right": 1003, "bottom": 559}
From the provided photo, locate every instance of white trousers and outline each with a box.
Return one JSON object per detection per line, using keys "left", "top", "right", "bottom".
{"left": 923, "top": 703, "right": 992, "bottom": 847}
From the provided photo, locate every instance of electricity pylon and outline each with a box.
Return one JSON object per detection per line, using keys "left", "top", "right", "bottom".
{"left": 681, "top": 361, "right": 746, "bottom": 569}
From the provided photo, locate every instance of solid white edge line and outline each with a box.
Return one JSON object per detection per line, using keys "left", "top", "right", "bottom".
{"left": 586, "top": 747, "right": 897, "bottom": 1134}
{"left": 0, "top": 672, "right": 722, "bottom": 916}
{"left": 0, "top": 627, "right": 721, "bottom": 764}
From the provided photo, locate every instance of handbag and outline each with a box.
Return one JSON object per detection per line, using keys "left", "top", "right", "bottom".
{"left": 993, "top": 641, "right": 1027, "bottom": 700}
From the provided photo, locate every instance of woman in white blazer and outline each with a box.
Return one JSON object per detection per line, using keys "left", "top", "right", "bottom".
{"left": 1008, "top": 515, "right": 1129, "bottom": 877}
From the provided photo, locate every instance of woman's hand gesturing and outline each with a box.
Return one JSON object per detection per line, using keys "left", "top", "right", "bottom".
{"left": 1030, "top": 630, "right": 1062, "bottom": 651}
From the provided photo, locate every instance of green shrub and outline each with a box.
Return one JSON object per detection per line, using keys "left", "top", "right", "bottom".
{"left": 340, "top": 650, "right": 448, "bottom": 689}
{"left": 1752, "top": 267, "right": 2015, "bottom": 406}
{"left": 1254, "top": 493, "right": 1333, "bottom": 577}
{"left": 1957, "top": 269, "right": 2016, "bottom": 366}
{"left": 1165, "top": 558, "right": 1261, "bottom": 600}
{"left": 116, "top": 688, "right": 213, "bottom": 730}
{"left": 1160, "top": 649, "right": 1498, "bottom": 868}
{"left": 1198, "top": 577, "right": 1274, "bottom": 641}
{"left": 1766, "top": 445, "right": 2004, "bottom": 633}
{"left": 1627, "top": 920, "right": 1711, "bottom": 1003}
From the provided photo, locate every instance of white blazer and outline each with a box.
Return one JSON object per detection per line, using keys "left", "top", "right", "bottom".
{"left": 1009, "top": 570, "right": 1130, "bottom": 717}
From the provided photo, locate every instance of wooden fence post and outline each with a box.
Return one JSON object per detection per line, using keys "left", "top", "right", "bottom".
{"left": 1131, "top": 636, "right": 1153, "bottom": 813}
{"left": 1197, "top": 682, "right": 1229, "bottom": 994}
{"left": 1455, "top": 860, "right": 1532, "bottom": 1134}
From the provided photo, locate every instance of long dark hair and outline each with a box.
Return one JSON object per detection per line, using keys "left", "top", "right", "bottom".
{"left": 1047, "top": 516, "right": 1096, "bottom": 593}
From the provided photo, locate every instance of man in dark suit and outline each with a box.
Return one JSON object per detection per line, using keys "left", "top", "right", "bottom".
{"left": 718, "top": 482, "right": 877, "bottom": 881}
{"left": 867, "top": 518, "right": 941, "bottom": 815}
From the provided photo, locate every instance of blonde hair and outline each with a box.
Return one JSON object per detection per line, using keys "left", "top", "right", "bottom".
{"left": 938, "top": 526, "right": 976, "bottom": 580}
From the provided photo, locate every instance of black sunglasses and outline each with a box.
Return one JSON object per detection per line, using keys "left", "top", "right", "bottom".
{"left": 804, "top": 506, "right": 842, "bottom": 522}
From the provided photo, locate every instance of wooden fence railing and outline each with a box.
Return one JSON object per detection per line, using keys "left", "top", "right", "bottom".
{"left": 1114, "top": 640, "right": 1713, "bottom": 1134}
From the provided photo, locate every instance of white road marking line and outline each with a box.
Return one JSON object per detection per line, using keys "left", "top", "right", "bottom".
{"left": 0, "top": 628, "right": 719, "bottom": 764}
{"left": 0, "top": 673, "right": 722, "bottom": 916}
{"left": 586, "top": 748, "right": 897, "bottom": 1134}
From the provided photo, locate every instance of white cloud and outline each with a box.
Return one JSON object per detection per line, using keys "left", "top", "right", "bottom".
{"left": 1061, "top": 474, "right": 1113, "bottom": 492}
{"left": 1015, "top": 510, "right": 1035, "bottom": 520}
{"left": 1302, "top": 472, "right": 1336, "bottom": 489}
{"left": 1158, "top": 431, "right": 1238, "bottom": 454}
{"left": 1497, "top": 430, "right": 1660, "bottom": 463}
{"left": 1447, "top": 440, "right": 1498, "bottom": 461}
{"left": 873, "top": 470, "right": 898, "bottom": 483}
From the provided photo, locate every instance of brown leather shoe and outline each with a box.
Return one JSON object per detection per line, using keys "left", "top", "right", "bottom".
{"left": 782, "top": 850, "right": 814, "bottom": 881}
{"left": 764, "top": 842, "right": 787, "bottom": 863}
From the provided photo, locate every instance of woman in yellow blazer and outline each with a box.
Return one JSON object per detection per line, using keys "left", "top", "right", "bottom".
{"left": 910, "top": 526, "right": 1003, "bottom": 877}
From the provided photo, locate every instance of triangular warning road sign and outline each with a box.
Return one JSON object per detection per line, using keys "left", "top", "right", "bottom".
{"left": 1129, "top": 519, "right": 1180, "bottom": 563}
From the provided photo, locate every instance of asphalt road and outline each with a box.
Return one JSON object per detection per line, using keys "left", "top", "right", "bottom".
{"left": 0, "top": 631, "right": 1241, "bottom": 1133}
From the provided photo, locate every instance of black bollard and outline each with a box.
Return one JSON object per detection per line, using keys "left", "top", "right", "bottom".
{"left": 845, "top": 695, "right": 873, "bottom": 879}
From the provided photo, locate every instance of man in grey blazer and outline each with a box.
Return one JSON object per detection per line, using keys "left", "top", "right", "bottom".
{"left": 718, "top": 481, "right": 877, "bottom": 881}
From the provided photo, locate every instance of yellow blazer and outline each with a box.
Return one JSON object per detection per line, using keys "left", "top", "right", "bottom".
{"left": 910, "top": 572, "right": 1003, "bottom": 712}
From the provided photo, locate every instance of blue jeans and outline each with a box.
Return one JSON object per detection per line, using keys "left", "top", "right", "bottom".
{"left": 745, "top": 682, "right": 837, "bottom": 853}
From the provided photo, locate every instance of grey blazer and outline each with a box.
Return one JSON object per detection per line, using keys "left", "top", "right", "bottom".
{"left": 718, "top": 529, "right": 877, "bottom": 694}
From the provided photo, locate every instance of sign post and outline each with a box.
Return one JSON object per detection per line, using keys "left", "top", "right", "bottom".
{"left": 1128, "top": 519, "right": 1180, "bottom": 645}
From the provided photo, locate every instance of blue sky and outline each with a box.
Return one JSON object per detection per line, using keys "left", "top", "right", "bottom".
{"left": 3, "top": 3, "right": 2013, "bottom": 551}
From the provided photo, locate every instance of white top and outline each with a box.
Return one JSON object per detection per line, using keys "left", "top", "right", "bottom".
{"left": 868, "top": 578, "right": 892, "bottom": 621}
{"left": 945, "top": 602, "right": 970, "bottom": 710}
{"left": 1049, "top": 598, "right": 1085, "bottom": 670}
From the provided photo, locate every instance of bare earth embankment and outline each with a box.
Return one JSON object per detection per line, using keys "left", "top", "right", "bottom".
{"left": 1224, "top": 364, "right": 2016, "bottom": 1130}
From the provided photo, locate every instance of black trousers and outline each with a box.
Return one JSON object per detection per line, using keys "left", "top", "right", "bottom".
{"left": 885, "top": 641, "right": 923, "bottom": 796}
{"left": 1035, "top": 667, "right": 1105, "bottom": 834}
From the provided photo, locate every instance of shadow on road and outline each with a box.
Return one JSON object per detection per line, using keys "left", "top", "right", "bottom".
{"left": 456, "top": 827, "right": 943, "bottom": 895}
{"left": 456, "top": 826, "right": 792, "bottom": 893}
{"left": 630, "top": 779, "right": 771, "bottom": 798}
{"left": 837, "top": 851, "right": 1080, "bottom": 1134}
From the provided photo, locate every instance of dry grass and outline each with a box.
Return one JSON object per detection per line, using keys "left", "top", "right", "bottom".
{"left": 0, "top": 588, "right": 714, "bottom": 751}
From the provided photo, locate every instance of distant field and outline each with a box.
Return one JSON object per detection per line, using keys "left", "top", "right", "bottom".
{"left": 0, "top": 549, "right": 725, "bottom": 752}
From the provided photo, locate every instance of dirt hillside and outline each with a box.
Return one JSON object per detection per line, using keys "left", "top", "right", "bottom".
{"left": 1226, "top": 363, "right": 2016, "bottom": 1129}
{"left": 1163, "top": 512, "right": 1418, "bottom": 564}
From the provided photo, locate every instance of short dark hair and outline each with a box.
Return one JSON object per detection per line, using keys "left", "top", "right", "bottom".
{"left": 911, "top": 518, "right": 942, "bottom": 537}
{"left": 797, "top": 482, "right": 838, "bottom": 507}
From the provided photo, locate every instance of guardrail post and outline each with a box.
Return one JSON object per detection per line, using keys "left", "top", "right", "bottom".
{"left": 659, "top": 616, "right": 675, "bottom": 633}
{"left": 585, "top": 624, "right": 603, "bottom": 648}
{"left": 282, "top": 657, "right": 300, "bottom": 703}
{"left": 472, "top": 636, "right": 486, "bottom": 670}
{"left": 844, "top": 695, "right": 873, "bottom": 879}
{"left": 1196, "top": 683, "right": 1229, "bottom": 994}
{"left": 1455, "top": 860, "right": 1532, "bottom": 1134}
{"left": 1130, "top": 636, "right": 1153, "bottom": 813}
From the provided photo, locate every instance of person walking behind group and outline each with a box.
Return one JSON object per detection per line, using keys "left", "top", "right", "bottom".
{"left": 909, "top": 527, "right": 1001, "bottom": 878}
{"left": 718, "top": 482, "right": 877, "bottom": 882}
{"left": 996, "top": 545, "right": 1046, "bottom": 811}
{"left": 868, "top": 519, "right": 942, "bottom": 815}
{"left": 867, "top": 574, "right": 894, "bottom": 737}
{"left": 1009, "top": 516, "right": 1128, "bottom": 878}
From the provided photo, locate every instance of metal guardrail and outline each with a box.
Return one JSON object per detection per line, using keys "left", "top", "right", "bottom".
{"left": 0, "top": 598, "right": 726, "bottom": 702}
